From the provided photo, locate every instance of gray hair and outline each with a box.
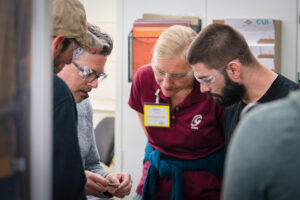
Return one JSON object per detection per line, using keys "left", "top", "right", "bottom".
{"left": 73, "top": 23, "right": 113, "bottom": 60}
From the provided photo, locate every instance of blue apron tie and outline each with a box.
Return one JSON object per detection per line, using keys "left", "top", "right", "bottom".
{"left": 142, "top": 142, "right": 225, "bottom": 200}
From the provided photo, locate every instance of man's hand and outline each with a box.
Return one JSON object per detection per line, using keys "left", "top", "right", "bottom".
{"left": 106, "top": 172, "right": 132, "bottom": 198}
{"left": 84, "top": 170, "right": 108, "bottom": 196}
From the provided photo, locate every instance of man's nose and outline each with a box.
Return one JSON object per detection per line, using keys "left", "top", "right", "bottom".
{"left": 88, "top": 79, "right": 98, "bottom": 88}
{"left": 161, "top": 75, "right": 173, "bottom": 88}
{"left": 200, "top": 83, "right": 210, "bottom": 93}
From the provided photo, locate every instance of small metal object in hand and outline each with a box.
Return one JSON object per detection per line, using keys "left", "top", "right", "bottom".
{"left": 107, "top": 182, "right": 120, "bottom": 187}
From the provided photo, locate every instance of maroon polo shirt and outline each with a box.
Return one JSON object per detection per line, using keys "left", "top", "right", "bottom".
{"left": 128, "top": 64, "right": 225, "bottom": 199}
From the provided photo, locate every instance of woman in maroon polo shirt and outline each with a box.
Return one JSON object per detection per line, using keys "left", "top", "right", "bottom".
{"left": 128, "top": 25, "right": 225, "bottom": 200}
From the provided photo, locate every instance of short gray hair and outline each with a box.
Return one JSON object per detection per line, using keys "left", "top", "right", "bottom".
{"left": 73, "top": 23, "right": 113, "bottom": 60}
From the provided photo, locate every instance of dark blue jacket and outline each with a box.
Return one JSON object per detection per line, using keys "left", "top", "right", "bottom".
{"left": 53, "top": 74, "right": 86, "bottom": 200}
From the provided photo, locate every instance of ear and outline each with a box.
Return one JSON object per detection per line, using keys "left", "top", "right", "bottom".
{"left": 225, "top": 60, "right": 241, "bottom": 81}
{"left": 51, "top": 35, "right": 65, "bottom": 57}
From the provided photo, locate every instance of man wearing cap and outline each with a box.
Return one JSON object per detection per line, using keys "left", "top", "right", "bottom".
{"left": 50, "top": 0, "right": 105, "bottom": 199}
{"left": 51, "top": 0, "right": 104, "bottom": 73}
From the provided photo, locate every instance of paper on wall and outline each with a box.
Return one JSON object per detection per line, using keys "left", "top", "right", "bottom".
{"left": 249, "top": 44, "right": 274, "bottom": 58}
{"left": 224, "top": 18, "right": 276, "bottom": 70}
{"left": 224, "top": 19, "right": 275, "bottom": 44}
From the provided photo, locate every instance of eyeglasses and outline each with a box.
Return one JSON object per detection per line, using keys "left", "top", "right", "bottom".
{"left": 153, "top": 66, "right": 193, "bottom": 80}
{"left": 193, "top": 62, "right": 229, "bottom": 87}
{"left": 194, "top": 71, "right": 219, "bottom": 87}
{"left": 72, "top": 61, "right": 107, "bottom": 83}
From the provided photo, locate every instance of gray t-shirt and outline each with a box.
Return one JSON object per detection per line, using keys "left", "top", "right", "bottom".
{"left": 77, "top": 99, "right": 109, "bottom": 199}
{"left": 222, "top": 91, "right": 300, "bottom": 200}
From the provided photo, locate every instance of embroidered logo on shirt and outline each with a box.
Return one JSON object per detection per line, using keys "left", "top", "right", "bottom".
{"left": 191, "top": 114, "right": 202, "bottom": 130}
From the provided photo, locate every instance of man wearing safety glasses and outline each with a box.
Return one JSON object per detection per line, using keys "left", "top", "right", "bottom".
{"left": 187, "top": 23, "right": 300, "bottom": 149}
{"left": 58, "top": 23, "right": 132, "bottom": 199}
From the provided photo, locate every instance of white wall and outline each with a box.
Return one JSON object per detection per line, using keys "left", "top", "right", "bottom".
{"left": 116, "top": 0, "right": 300, "bottom": 199}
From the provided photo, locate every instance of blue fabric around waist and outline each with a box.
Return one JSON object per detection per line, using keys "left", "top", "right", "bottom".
{"left": 141, "top": 142, "right": 225, "bottom": 200}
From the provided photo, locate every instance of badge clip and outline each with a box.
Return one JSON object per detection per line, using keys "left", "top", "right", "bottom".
{"left": 155, "top": 89, "right": 160, "bottom": 104}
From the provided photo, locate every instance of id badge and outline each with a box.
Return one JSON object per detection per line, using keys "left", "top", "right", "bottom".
{"left": 144, "top": 103, "right": 170, "bottom": 127}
